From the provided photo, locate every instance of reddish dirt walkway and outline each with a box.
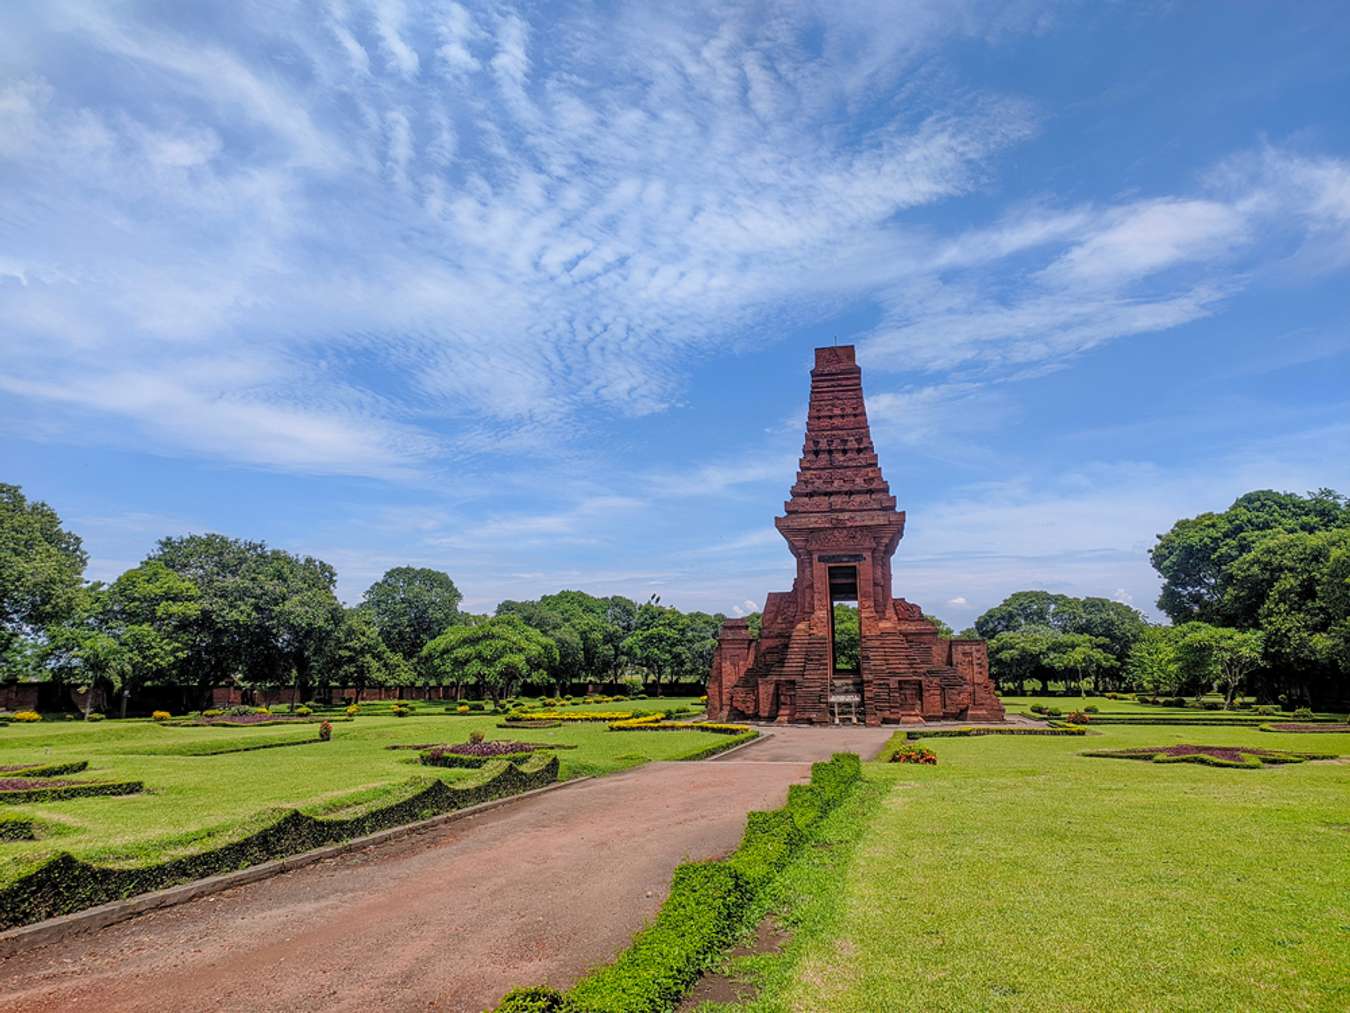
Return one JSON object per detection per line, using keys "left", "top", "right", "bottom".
{"left": 0, "top": 727, "right": 889, "bottom": 1013}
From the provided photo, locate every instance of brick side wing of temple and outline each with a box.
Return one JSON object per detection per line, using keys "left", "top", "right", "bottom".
{"left": 707, "top": 346, "right": 1005, "bottom": 726}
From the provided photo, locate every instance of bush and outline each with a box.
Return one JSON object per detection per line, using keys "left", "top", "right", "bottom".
{"left": 346, "top": 704, "right": 359, "bottom": 717}
{"left": 456, "top": 705, "right": 470, "bottom": 714}
{"left": 1084, "top": 705, "right": 1099, "bottom": 713}
{"left": 1256, "top": 705, "right": 1277, "bottom": 715}
{"left": 469, "top": 730, "right": 485, "bottom": 744}
{"left": 1066, "top": 711, "right": 1091, "bottom": 724}
{"left": 318, "top": 721, "right": 332, "bottom": 742}
{"left": 1045, "top": 707, "right": 1062, "bottom": 718}
{"left": 254, "top": 706, "right": 271, "bottom": 715}
{"left": 295, "top": 706, "right": 313, "bottom": 717}
{"left": 1165, "top": 697, "right": 1187, "bottom": 708}
{"left": 889, "top": 743, "right": 937, "bottom": 764}
{"left": 12, "top": 711, "right": 41, "bottom": 723}
{"left": 1293, "top": 706, "right": 1315, "bottom": 720}
{"left": 85, "top": 712, "right": 105, "bottom": 722}
{"left": 496, "top": 987, "right": 570, "bottom": 1012}
{"left": 203, "top": 708, "right": 224, "bottom": 717}
{"left": 391, "top": 704, "right": 410, "bottom": 718}
{"left": 1201, "top": 701, "right": 1221, "bottom": 710}
{"left": 1029, "top": 704, "right": 1046, "bottom": 714}
{"left": 151, "top": 710, "right": 171, "bottom": 721}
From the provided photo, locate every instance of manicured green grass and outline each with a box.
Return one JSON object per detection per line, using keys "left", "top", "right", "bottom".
{"left": 706, "top": 723, "right": 1349, "bottom": 1012}
{"left": 0, "top": 697, "right": 721, "bottom": 886}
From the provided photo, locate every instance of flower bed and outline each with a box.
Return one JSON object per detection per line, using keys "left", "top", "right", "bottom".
{"left": 0, "top": 779, "right": 145, "bottom": 805}
{"left": 0, "top": 753, "right": 559, "bottom": 930}
{"left": 1082, "top": 744, "right": 1335, "bottom": 768}
{"left": 1259, "top": 722, "right": 1350, "bottom": 733}
{"left": 495, "top": 752, "right": 862, "bottom": 1013}
{"left": 512, "top": 710, "right": 641, "bottom": 723}
{"left": 888, "top": 744, "right": 937, "bottom": 765}
{"left": 419, "top": 739, "right": 573, "bottom": 769}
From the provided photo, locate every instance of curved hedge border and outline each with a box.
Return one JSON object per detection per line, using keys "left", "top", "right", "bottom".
{"left": 128, "top": 737, "right": 322, "bottom": 758}
{"left": 495, "top": 752, "right": 862, "bottom": 1013}
{"left": 0, "top": 780, "right": 144, "bottom": 806}
{"left": 421, "top": 750, "right": 544, "bottom": 769}
{"left": 0, "top": 753, "right": 558, "bottom": 930}
{"left": 1081, "top": 746, "right": 1334, "bottom": 768}
{"left": 0, "top": 761, "right": 90, "bottom": 778}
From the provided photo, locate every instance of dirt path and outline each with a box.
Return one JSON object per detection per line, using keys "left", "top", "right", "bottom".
{"left": 0, "top": 726, "right": 889, "bottom": 1013}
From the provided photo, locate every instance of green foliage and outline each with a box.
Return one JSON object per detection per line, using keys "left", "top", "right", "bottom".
{"left": 923, "top": 613, "right": 955, "bottom": 637}
{"left": 1125, "top": 626, "right": 1183, "bottom": 696}
{"left": 0, "top": 779, "right": 143, "bottom": 806}
{"left": 0, "top": 483, "right": 87, "bottom": 667}
{"left": 360, "top": 567, "right": 463, "bottom": 662}
{"left": 420, "top": 615, "right": 559, "bottom": 705}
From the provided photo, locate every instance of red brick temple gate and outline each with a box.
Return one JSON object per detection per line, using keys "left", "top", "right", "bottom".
{"left": 706, "top": 346, "right": 1005, "bottom": 726}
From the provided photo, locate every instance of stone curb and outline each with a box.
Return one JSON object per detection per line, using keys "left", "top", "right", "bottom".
{"left": 0, "top": 775, "right": 590, "bottom": 959}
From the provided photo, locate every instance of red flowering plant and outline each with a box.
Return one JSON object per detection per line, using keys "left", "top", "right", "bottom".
{"left": 889, "top": 743, "right": 938, "bottom": 765}
{"left": 318, "top": 720, "right": 332, "bottom": 742}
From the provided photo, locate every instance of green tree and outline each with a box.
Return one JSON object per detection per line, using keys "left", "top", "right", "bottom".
{"left": 1125, "top": 627, "right": 1183, "bottom": 696}
{"left": 361, "top": 567, "right": 463, "bottom": 662}
{"left": 320, "top": 608, "right": 411, "bottom": 702}
{"left": 923, "top": 613, "right": 955, "bottom": 638}
{"left": 987, "top": 626, "right": 1059, "bottom": 694}
{"left": 621, "top": 605, "right": 690, "bottom": 696}
{"left": 1045, "top": 633, "right": 1115, "bottom": 698}
{"left": 0, "top": 483, "right": 87, "bottom": 671}
{"left": 419, "top": 614, "right": 557, "bottom": 706}
{"left": 148, "top": 534, "right": 341, "bottom": 698}
{"left": 1150, "top": 489, "right": 1349, "bottom": 626}
{"left": 102, "top": 561, "right": 202, "bottom": 715}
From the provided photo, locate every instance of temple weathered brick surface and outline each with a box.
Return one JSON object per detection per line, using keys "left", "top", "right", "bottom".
{"left": 707, "top": 346, "right": 1005, "bottom": 725}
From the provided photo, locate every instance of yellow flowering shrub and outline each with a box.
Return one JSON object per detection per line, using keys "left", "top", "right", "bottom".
{"left": 151, "top": 710, "right": 171, "bottom": 721}
{"left": 12, "top": 711, "right": 41, "bottom": 723}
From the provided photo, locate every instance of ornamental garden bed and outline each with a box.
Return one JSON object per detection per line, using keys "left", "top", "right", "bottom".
{"left": 1259, "top": 722, "right": 1350, "bottom": 733}
{"left": 420, "top": 740, "right": 573, "bottom": 769}
{"left": 1082, "top": 744, "right": 1336, "bottom": 768}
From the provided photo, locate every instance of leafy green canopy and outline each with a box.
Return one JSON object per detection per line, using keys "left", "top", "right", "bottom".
{"left": 0, "top": 483, "right": 87, "bottom": 666}
{"left": 1151, "top": 488, "right": 1349, "bottom": 705}
{"left": 360, "top": 566, "right": 463, "bottom": 661}
{"left": 419, "top": 614, "right": 559, "bottom": 703}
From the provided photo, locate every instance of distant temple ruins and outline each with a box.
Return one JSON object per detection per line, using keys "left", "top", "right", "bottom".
{"left": 707, "top": 346, "right": 1005, "bottom": 725}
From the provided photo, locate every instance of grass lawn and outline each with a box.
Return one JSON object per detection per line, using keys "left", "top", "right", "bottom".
{"left": 0, "top": 696, "right": 718, "bottom": 886}
{"left": 703, "top": 722, "right": 1349, "bottom": 1012}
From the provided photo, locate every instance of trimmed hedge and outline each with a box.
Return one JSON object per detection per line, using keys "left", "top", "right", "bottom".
{"left": 607, "top": 720, "right": 750, "bottom": 734}
{"left": 0, "top": 760, "right": 90, "bottom": 778}
{"left": 496, "top": 752, "right": 862, "bottom": 1013}
{"left": 129, "top": 737, "right": 322, "bottom": 758}
{"left": 671, "top": 730, "right": 759, "bottom": 762}
{"left": 0, "top": 753, "right": 558, "bottom": 930}
{"left": 0, "top": 814, "right": 37, "bottom": 841}
{"left": 0, "top": 779, "right": 144, "bottom": 806}
{"left": 421, "top": 750, "right": 542, "bottom": 769}
{"left": 906, "top": 726, "right": 1086, "bottom": 739}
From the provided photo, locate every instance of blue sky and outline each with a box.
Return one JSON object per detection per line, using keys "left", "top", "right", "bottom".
{"left": 2, "top": 2, "right": 1348, "bottom": 627}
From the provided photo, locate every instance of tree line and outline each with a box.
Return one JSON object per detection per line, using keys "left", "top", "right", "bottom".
{"left": 977, "top": 489, "right": 1349, "bottom": 708}
{"left": 0, "top": 483, "right": 725, "bottom": 713}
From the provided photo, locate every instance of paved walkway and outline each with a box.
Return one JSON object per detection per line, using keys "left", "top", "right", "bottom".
{"left": 0, "top": 726, "right": 890, "bottom": 1013}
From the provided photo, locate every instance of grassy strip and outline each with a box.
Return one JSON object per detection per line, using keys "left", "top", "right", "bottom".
{"left": 0, "top": 761, "right": 90, "bottom": 777}
{"left": 607, "top": 721, "right": 751, "bottom": 734}
{"left": 0, "top": 781, "right": 144, "bottom": 806}
{"left": 495, "top": 753, "right": 862, "bottom": 1013}
{"left": 163, "top": 717, "right": 354, "bottom": 728}
{"left": 0, "top": 753, "right": 557, "bottom": 930}
{"left": 1049, "top": 714, "right": 1336, "bottom": 726}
